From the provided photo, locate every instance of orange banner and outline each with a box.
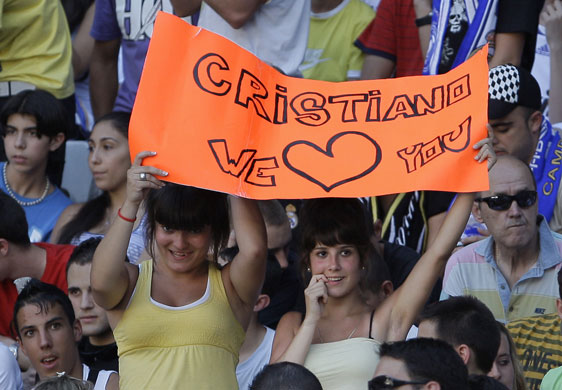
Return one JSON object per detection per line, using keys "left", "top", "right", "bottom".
{"left": 130, "top": 12, "right": 490, "bottom": 199}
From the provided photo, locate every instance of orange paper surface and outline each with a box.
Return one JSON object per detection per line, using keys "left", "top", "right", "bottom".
{"left": 130, "top": 12, "right": 490, "bottom": 199}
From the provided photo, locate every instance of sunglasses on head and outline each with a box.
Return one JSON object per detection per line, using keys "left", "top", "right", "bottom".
{"left": 368, "top": 375, "right": 429, "bottom": 389}
{"left": 475, "top": 190, "right": 537, "bottom": 211}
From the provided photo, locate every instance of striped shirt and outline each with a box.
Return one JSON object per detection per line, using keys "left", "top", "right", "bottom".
{"left": 507, "top": 313, "right": 562, "bottom": 390}
{"left": 354, "top": 0, "right": 424, "bottom": 77}
{"left": 444, "top": 217, "right": 562, "bottom": 322}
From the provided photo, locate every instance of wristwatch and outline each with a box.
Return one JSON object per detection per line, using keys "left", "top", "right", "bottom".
{"left": 415, "top": 11, "right": 433, "bottom": 27}
{"left": 8, "top": 343, "right": 18, "bottom": 360}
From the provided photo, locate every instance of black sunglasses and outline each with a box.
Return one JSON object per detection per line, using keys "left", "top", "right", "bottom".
{"left": 475, "top": 190, "right": 537, "bottom": 211}
{"left": 368, "top": 375, "right": 429, "bottom": 389}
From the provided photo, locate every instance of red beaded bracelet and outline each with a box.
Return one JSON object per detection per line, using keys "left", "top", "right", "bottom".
{"left": 117, "top": 208, "right": 137, "bottom": 223}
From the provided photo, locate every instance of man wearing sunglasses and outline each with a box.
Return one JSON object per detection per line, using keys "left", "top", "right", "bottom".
{"left": 444, "top": 156, "right": 562, "bottom": 322}
{"left": 368, "top": 338, "right": 469, "bottom": 390}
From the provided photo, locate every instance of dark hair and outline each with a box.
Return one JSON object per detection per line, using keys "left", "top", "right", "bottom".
{"left": 298, "top": 198, "right": 374, "bottom": 288}
{"left": 57, "top": 193, "right": 110, "bottom": 244}
{"left": 558, "top": 267, "right": 562, "bottom": 299}
{"left": 145, "top": 183, "right": 229, "bottom": 262}
{"left": 0, "top": 90, "right": 69, "bottom": 139}
{"left": 56, "top": 112, "right": 131, "bottom": 244}
{"left": 420, "top": 296, "right": 500, "bottom": 373}
{"left": 365, "top": 248, "right": 392, "bottom": 296}
{"left": 0, "top": 192, "right": 30, "bottom": 247}
{"left": 250, "top": 362, "right": 323, "bottom": 390}
{"left": 12, "top": 279, "right": 76, "bottom": 338}
{"left": 93, "top": 111, "right": 130, "bottom": 139}
{"left": 0, "top": 90, "right": 69, "bottom": 185}
{"left": 376, "top": 338, "right": 469, "bottom": 390}
{"left": 66, "top": 237, "right": 102, "bottom": 276}
{"left": 219, "top": 245, "right": 284, "bottom": 298}
{"left": 468, "top": 375, "right": 509, "bottom": 390}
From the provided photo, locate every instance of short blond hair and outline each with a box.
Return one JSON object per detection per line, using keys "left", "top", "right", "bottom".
{"left": 32, "top": 374, "right": 94, "bottom": 390}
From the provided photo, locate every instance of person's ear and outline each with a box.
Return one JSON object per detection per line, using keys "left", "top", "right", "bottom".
{"left": 0, "top": 238, "right": 9, "bottom": 256}
{"left": 380, "top": 280, "right": 394, "bottom": 297}
{"left": 456, "top": 344, "right": 471, "bottom": 366}
{"left": 49, "top": 132, "right": 65, "bottom": 152}
{"left": 253, "top": 294, "right": 270, "bottom": 312}
{"left": 556, "top": 298, "right": 562, "bottom": 321}
{"left": 424, "top": 380, "right": 441, "bottom": 390}
{"left": 73, "top": 319, "right": 82, "bottom": 342}
{"left": 527, "top": 110, "right": 542, "bottom": 137}
{"left": 472, "top": 201, "right": 484, "bottom": 223}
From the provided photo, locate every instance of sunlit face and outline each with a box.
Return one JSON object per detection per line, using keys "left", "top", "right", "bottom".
{"left": 88, "top": 121, "right": 130, "bottom": 192}
{"left": 476, "top": 159, "right": 538, "bottom": 251}
{"left": 154, "top": 224, "right": 213, "bottom": 273}
{"left": 489, "top": 106, "right": 539, "bottom": 163}
{"left": 3, "top": 114, "right": 61, "bottom": 175}
{"left": 309, "top": 243, "right": 361, "bottom": 298}
{"left": 67, "top": 263, "right": 112, "bottom": 344}
{"left": 17, "top": 303, "right": 82, "bottom": 380}
{"left": 266, "top": 221, "right": 292, "bottom": 269}
{"left": 488, "top": 332, "right": 515, "bottom": 390}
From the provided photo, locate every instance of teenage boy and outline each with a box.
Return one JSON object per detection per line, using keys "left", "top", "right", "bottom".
{"left": 13, "top": 279, "right": 118, "bottom": 389}
{"left": 66, "top": 238, "right": 118, "bottom": 372}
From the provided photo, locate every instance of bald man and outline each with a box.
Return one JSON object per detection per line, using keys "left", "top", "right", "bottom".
{"left": 443, "top": 155, "right": 562, "bottom": 322}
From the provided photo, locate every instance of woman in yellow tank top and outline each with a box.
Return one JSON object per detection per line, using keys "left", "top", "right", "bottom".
{"left": 90, "top": 151, "right": 267, "bottom": 389}
{"left": 271, "top": 136, "right": 497, "bottom": 390}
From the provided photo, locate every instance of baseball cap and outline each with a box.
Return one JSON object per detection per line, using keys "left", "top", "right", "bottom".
{"left": 488, "top": 64, "right": 541, "bottom": 120}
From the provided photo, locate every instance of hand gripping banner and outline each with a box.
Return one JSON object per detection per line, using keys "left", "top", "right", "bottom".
{"left": 130, "top": 12, "right": 490, "bottom": 199}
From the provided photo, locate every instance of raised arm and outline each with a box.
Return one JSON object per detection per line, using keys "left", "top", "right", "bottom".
{"left": 488, "top": 32, "right": 525, "bottom": 69}
{"left": 373, "top": 134, "right": 496, "bottom": 342}
{"left": 226, "top": 196, "right": 267, "bottom": 309}
{"left": 91, "top": 151, "right": 167, "bottom": 310}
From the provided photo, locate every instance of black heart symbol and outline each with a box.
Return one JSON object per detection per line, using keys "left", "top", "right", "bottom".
{"left": 282, "top": 131, "right": 382, "bottom": 192}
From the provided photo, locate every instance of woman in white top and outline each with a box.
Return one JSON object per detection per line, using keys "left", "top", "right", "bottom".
{"left": 271, "top": 135, "right": 496, "bottom": 390}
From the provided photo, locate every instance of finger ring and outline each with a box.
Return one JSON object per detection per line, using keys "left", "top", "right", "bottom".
{"left": 139, "top": 172, "right": 147, "bottom": 181}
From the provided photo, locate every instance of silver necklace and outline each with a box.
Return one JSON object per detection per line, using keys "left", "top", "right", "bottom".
{"left": 2, "top": 163, "right": 50, "bottom": 207}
